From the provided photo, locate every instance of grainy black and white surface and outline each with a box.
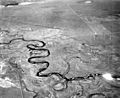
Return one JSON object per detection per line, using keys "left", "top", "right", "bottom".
{"left": 0, "top": 0, "right": 120, "bottom": 98}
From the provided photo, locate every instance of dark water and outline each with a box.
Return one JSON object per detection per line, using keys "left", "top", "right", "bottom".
{"left": 1, "top": 0, "right": 19, "bottom": 7}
